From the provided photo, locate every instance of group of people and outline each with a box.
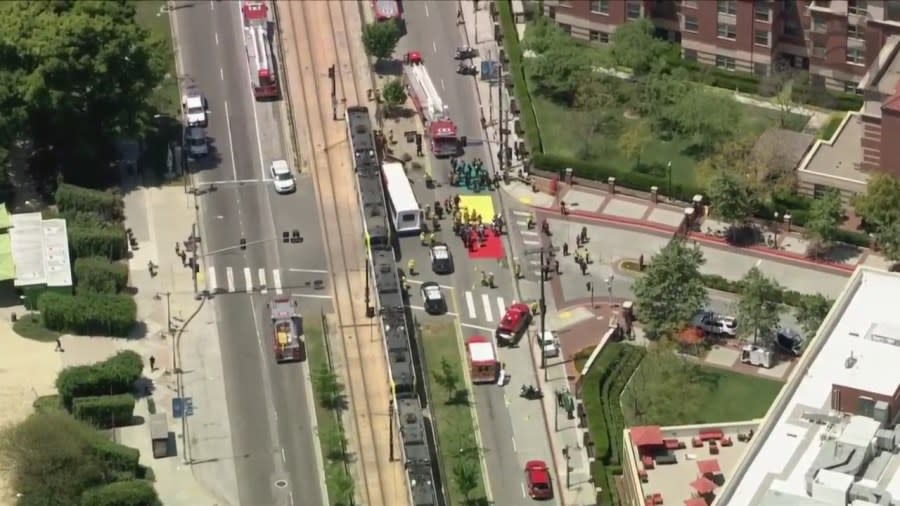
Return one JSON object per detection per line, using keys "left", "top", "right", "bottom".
{"left": 449, "top": 157, "right": 501, "bottom": 192}
{"left": 451, "top": 208, "right": 505, "bottom": 252}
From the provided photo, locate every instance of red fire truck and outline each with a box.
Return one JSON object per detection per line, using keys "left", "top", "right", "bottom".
{"left": 241, "top": 1, "right": 280, "bottom": 100}
{"left": 269, "top": 296, "right": 304, "bottom": 362}
{"left": 403, "top": 51, "right": 460, "bottom": 157}
{"left": 466, "top": 336, "right": 499, "bottom": 384}
{"left": 371, "top": 0, "right": 401, "bottom": 21}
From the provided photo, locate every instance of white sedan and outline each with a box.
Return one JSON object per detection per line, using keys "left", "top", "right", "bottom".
{"left": 270, "top": 160, "right": 295, "bottom": 194}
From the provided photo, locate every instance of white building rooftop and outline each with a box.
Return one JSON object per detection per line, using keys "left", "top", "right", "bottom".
{"left": 10, "top": 212, "right": 72, "bottom": 288}
{"left": 721, "top": 267, "right": 900, "bottom": 506}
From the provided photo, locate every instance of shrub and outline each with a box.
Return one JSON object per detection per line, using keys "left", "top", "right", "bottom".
{"left": 833, "top": 228, "right": 870, "bottom": 247}
{"left": 81, "top": 480, "right": 161, "bottom": 506}
{"left": 73, "top": 394, "right": 135, "bottom": 428}
{"left": 498, "top": 0, "right": 543, "bottom": 153}
{"left": 38, "top": 292, "right": 137, "bottom": 337}
{"left": 56, "top": 351, "right": 144, "bottom": 409}
{"left": 90, "top": 437, "right": 141, "bottom": 475}
{"left": 74, "top": 257, "right": 129, "bottom": 294}
{"left": 55, "top": 183, "right": 124, "bottom": 221}
{"left": 69, "top": 225, "right": 128, "bottom": 261}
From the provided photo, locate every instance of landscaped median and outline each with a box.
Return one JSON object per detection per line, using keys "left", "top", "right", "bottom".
{"left": 416, "top": 318, "right": 488, "bottom": 506}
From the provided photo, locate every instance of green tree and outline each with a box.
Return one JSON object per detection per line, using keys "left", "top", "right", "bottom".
{"left": 617, "top": 120, "right": 652, "bottom": 168}
{"left": 327, "top": 466, "right": 355, "bottom": 506}
{"left": 622, "top": 343, "right": 704, "bottom": 425}
{"left": 633, "top": 239, "right": 708, "bottom": 339}
{"left": 608, "top": 19, "right": 674, "bottom": 75}
{"left": 381, "top": 78, "right": 407, "bottom": 114}
{"left": 736, "top": 267, "right": 782, "bottom": 346}
{"left": 80, "top": 480, "right": 161, "bottom": 506}
{"left": 528, "top": 42, "right": 592, "bottom": 104}
{"left": 805, "top": 189, "right": 844, "bottom": 250}
{"left": 321, "top": 423, "right": 348, "bottom": 462}
{"left": 706, "top": 171, "right": 758, "bottom": 227}
{"left": 794, "top": 294, "right": 832, "bottom": 338}
{"left": 664, "top": 87, "right": 740, "bottom": 154}
{"left": 876, "top": 219, "right": 900, "bottom": 266}
{"left": 852, "top": 173, "right": 900, "bottom": 230}
{"left": 636, "top": 67, "right": 690, "bottom": 129}
{"left": 361, "top": 20, "right": 401, "bottom": 61}
{"left": 312, "top": 364, "right": 343, "bottom": 409}
{"left": 433, "top": 357, "right": 460, "bottom": 403}
{"left": 452, "top": 460, "right": 480, "bottom": 504}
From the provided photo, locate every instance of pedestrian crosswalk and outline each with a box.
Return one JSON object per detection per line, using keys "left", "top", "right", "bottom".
{"left": 462, "top": 291, "right": 509, "bottom": 323}
{"left": 206, "top": 266, "right": 285, "bottom": 295}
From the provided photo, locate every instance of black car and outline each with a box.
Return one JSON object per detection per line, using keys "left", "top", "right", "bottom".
{"left": 775, "top": 328, "right": 805, "bottom": 356}
{"left": 421, "top": 282, "right": 447, "bottom": 315}
{"left": 429, "top": 243, "right": 454, "bottom": 274}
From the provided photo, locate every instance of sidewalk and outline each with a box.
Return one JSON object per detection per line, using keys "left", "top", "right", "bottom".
{"left": 460, "top": 3, "right": 599, "bottom": 505}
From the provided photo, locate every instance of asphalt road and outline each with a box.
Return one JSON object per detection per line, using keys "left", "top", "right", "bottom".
{"left": 397, "top": 3, "right": 561, "bottom": 505}
{"left": 172, "top": 2, "right": 327, "bottom": 505}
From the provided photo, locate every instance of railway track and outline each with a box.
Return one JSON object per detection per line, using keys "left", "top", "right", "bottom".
{"left": 280, "top": 2, "right": 406, "bottom": 506}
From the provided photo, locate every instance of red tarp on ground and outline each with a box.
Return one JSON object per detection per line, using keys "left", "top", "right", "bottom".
{"left": 631, "top": 426, "right": 664, "bottom": 449}
{"left": 690, "top": 476, "right": 717, "bottom": 495}
{"left": 684, "top": 498, "right": 708, "bottom": 506}
{"left": 467, "top": 228, "right": 504, "bottom": 260}
{"left": 697, "top": 459, "right": 721, "bottom": 476}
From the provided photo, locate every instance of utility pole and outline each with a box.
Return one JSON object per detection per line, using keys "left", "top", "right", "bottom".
{"left": 191, "top": 223, "right": 199, "bottom": 295}
{"left": 388, "top": 399, "right": 395, "bottom": 461}
{"left": 157, "top": 292, "right": 172, "bottom": 334}
{"left": 606, "top": 275, "right": 615, "bottom": 307}
{"left": 329, "top": 64, "right": 338, "bottom": 121}
{"left": 498, "top": 49, "right": 505, "bottom": 177}
{"left": 364, "top": 257, "right": 374, "bottom": 318}
{"left": 525, "top": 245, "right": 559, "bottom": 380}
{"left": 564, "top": 446, "right": 572, "bottom": 488}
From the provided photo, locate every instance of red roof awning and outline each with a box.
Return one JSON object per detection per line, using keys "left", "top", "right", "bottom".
{"left": 684, "top": 498, "right": 708, "bottom": 506}
{"left": 690, "top": 476, "right": 717, "bottom": 495}
{"left": 697, "top": 459, "right": 721, "bottom": 476}
{"left": 631, "top": 426, "right": 664, "bottom": 448}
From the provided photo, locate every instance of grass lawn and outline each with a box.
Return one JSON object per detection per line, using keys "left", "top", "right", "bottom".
{"left": 13, "top": 316, "right": 61, "bottom": 342}
{"left": 623, "top": 360, "right": 783, "bottom": 426}
{"left": 304, "top": 321, "right": 352, "bottom": 506}
{"left": 134, "top": 1, "right": 180, "bottom": 118}
{"left": 418, "top": 318, "right": 487, "bottom": 506}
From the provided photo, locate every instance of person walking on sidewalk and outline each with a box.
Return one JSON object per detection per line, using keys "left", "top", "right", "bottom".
{"left": 149, "top": 356, "right": 156, "bottom": 371}
{"left": 54, "top": 339, "right": 63, "bottom": 352}
{"left": 457, "top": 5, "right": 463, "bottom": 23}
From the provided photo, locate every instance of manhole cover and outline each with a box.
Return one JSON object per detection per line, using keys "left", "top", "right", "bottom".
{"left": 274, "top": 480, "right": 288, "bottom": 489}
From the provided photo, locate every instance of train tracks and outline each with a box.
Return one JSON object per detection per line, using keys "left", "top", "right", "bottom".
{"left": 279, "top": 2, "right": 407, "bottom": 506}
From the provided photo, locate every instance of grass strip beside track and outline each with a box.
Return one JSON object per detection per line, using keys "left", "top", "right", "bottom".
{"left": 419, "top": 319, "right": 488, "bottom": 506}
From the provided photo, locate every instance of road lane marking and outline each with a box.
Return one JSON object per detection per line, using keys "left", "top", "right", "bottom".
{"left": 424, "top": 3, "right": 429, "bottom": 16}
{"left": 281, "top": 448, "right": 286, "bottom": 463}
{"left": 433, "top": 41, "right": 437, "bottom": 53}
{"left": 289, "top": 268, "right": 329, "bottom": 274}
{"left": 220, "top": 67, "right": 224, "bottom": 81}
{"left": 246, "top": 54, "right": 268, "bottom": 180}
{"left": 201, "top": 178, "right": 267, "bottom": 185}
{"left": 410, "top": 305, "right": 458, "bottom": 316}
{"left": 521, "top": 483, "right": 527, "bottom": 498}
{"left": 533, "top": 270, "right": 542, "bottom": 277}
{"left": 226, "top": 267, "right": 235, "bottom": 293}
{"left": 521, "top": 230, "right": 538, "bottom": 236}
{"left": 460, "top": 323, "right": 494, "bottom": 333}
{"left": 523, "top": 240, "right": 540, "bottom": 246}
{"left": 465, "top": 291, "right": 477, "bottom": 319}
{"left": 244, "top": 267, "right": 253, "bottom": 293}
{"left": 512, "top": 437, "right": 518, "bottom": 452}
{"left": 441, "top": 79, "right": 445, "bottom": 91}
{"left": 224, "top": 101, "right": 239, "bottom": 181}
{"left": 258, "top": 268, "right": 267, "bottom": 294}
{"left": 290, "top": 294, "right": 334, "bottom": 300}
{"left": 755, "top": 259, "right": 762, "bottom": 267}
{"left": 529, "top": 260, "right": 541, "bottom": 265}
{"left": 513, "top": 211, "right": 531, "bottom": 217}
{"left": 208, "top": 267, "right": 218, "bottom": 293}
{"left": 482, "top": 294, "right": 493, "bottom": 322}
{"left": 273, "top": 269, "right": 283, "bottom": 295}
{"left": 497, "top": 297, "right": 506, "bottom": 319}
{"left": 409, "top": 305, "right": 425, "bottom": 311}
{"left": 407, "top": 279, "right": 454, "bottom": 289}
{"left": 516, "top": 220, "right": 528, "bottom": 227}
{"left": 215, "top": 32, "right": 219, "bottom": 45}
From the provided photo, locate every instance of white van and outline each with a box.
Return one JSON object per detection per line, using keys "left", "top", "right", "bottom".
{"left": 537, "top": 330, "right": 560, "bottom": 358}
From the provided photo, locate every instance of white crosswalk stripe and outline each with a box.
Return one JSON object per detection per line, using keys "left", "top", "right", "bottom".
{"left": 208, "top": 267, "right": 218, "bottom": 293}
{"left": 243, "top": 267, "right": 253, "bottom": 294}
{"left": 497, "top": 297, "right": 506, "bottom": 320}
{"left": 258, "top": 268, "right": 267, "bottom": 294}
{"left": 273, "top": 269, "right": 283, "bottom": 295}
{"left": 465, "top": 291, "right": 477, "bottom": 319}
{"left": 226, "top": 267, "right": 236, "bottom": 293}
{"left": 481, "top": 294, "right": 493, "bottom": 322}
{"left": 513, "top": 211, "right": 531, "bottom": 217}
{"left": 523, "top": 239, "right": 541, "bottom": 246}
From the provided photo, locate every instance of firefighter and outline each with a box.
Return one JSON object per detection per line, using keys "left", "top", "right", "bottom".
{"left": 480, "top": 270, "right": 488, "bottom": 287}
{"left": 424, "top": 205, "right": 432, "bottom": 221}
{"left": 487, "top": 272, "right": 495, "bottom": 288}
{"left": 554, "top": 259, "right": 561, "bottom": 275}
{"left": 428, "top": 232, "right": 436, "bottom": 246}
{"left": 560, "top": 200, "right": 568, "bottom": 215}
{"left": 407, "top": 259, "right": 416, "bottom": 276}
{"left": 541, "top": 219, "right": 550, "bottom": 236}
{"left": 580, "top": 226, "right": 588, "bottom": 243}
{"left": 562, "top": 242, "right": 569, "bottom": 257}
{"left": 432, "top": 216, "right": 439, "bottom": 231}
{"left": 400, "top": 273, "right": 409, "bottom": 293}
{"left": 435, "top": 201, "right": 443, "bottom": 219}
{"left": 514, "top": 261, "right": 522, "bottom": 279}
{"left": 530, "top": 301, "right": 540, "bottom": 315}
{"left": 527, "top": 212, "right": 535, "bottom": 230}
{"left": 420, "top": 231, "right": 427, "bottom": 246}
{"left": 580, "top": 261, "right": 588, "bottom": 276}
{"left": 454, "top": 194, "right": 461, "bottom": 209}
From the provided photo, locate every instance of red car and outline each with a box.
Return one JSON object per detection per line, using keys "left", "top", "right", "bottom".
{"left": 525, "top": 460, "right": 553, "bottom": 500}
{"left": 495, "top": 302, "right": 532, "bottom": 346}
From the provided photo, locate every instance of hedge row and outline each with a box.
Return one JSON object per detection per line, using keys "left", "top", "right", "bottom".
{"left": 39, "top": 292, "right": 137, "bottom": 337}
{"left": 73, "top": 394, "right": 135, "bottom": 429}
{"left": 69, "top": 225, "right": 128, "bottom": 261}
{"left": 700, "top": 272, "right": 833, "bottom": 308}
{"left": 74, "top": 256, "right": 129, "bottom": 294}
{"left": 56, "top": 350, "right": 143, "bottom": 409}
{"left": 55, "top": 183, "right": 124, "bottom": 222}
{"left": 497, "top": 0, "right": 542, "bottom": 153}
{"left": 90, "top": 436, "right": 141, "bottom": 475}
{"left": 81, "top": 480, "right": 161, "bottom": 506}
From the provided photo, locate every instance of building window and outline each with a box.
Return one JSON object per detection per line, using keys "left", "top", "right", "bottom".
{"left": 847, "top": 48, "right": 865, "bottom": 65}
{"left": 755, "top": 30, "right": 770, "bottom": 46}
{"left": 683, "top": 49, "right": 698, "bottom": 61}
{"left": 718, "top": 22, "right": 737, "bottom": 39}
{"left": 784, "top": 19, "right": 801, "bottom": 37}
{"left": 754, "top": 62, "right": 769, "bottom": 75}
{"left": 559, "top": 23, "right": 571, "bottom": 35}
{"left": 887, "top": 2, "right": 900, "bottom": 22}
{"left": 717, "top": 0, "right": 737, "bottom": 15}
{"left": 626, "top": 2, "right": 641, "bottom": 19}
{"left": 715, "top": 55, "right": 736, "bottom": 71}
{"left": 754, "top": 1, "right": 770, "bottom": 21}
{"left": 847, "top": 24, "right": 863, "bottom": 40}
{"left": 590, "top": 30, "right": 609, "bottom": 43}
{"left": 848, "top": 0, "right": 868, "bottom": 16}
{"left": 812, "top": 41, "right": 826, "bottom": 58}
{"left": 590, "top": 0, "right": 609, "bottom": 14}
{"left": 683, "top": 0, "right": 697, "bottom": 7}
{"left": 684, "top": 15, "right": 699, "bottom": 32}
{"left": 811, "top": 17, "right": 827, "bottom": 33}
{"left": 857, "top": 396, "right": 875, "bottom": 418}
{"left": 843, "top": 81, "right": 860, "bottom": 94}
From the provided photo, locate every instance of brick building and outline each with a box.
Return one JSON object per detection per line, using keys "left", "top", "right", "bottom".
{"left": 543, "top": 0, "right": 900, "bottom": 92}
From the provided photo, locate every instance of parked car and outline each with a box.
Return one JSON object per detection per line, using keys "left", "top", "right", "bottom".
{"left": 429, "top": 242, "right": 453, "bottom": 274}
{"left": 524, "top": 460, "right": 553, "bottom": 500}
{"left": 691, "top": 311, "right": 737, "bottom": 337}
{"left": 182, "top": 92, "right": 208, "bottom": 127}
{"left": 270, "top": 160, "right": 295, "bottom": 194}
{"left": 421, "top": 282, "right": 447, "bottom": 315}
{"left": 537, "top": 330, "right": 560, "bottom": 358}
{"left": 496, "top": 303, "right": 532, "bottom": 346}
{"left": 775, "top": 327, "right": 805, "bottom": 356}
{"left": 185, "top": 127, "right": 209, "bottom": 158}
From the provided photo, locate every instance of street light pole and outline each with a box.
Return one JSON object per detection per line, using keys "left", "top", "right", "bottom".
{"left": 525, "top": 245, "right": 559, "bottom": 380}
{"left": 388, "top": 399, "right": 395, "bottom": 462}
{"left": 606, "top": 275, "right": 614, "bottom": 307}
{"left": 667, "top": 161, "right": 672, "bottom": 200}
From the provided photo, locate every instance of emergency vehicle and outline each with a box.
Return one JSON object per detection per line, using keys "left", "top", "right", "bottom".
{"left": 241, "top": 1, "right": 280, "bottom": 100}
{"left": 466, "top": 336, "right": 499, "bottom": 384}
{"left": 269, "top": 296, "right": 304, "bottom": 362}
{"left": 403, "top": 51, "right": 460, "bottom": 157}
{"left": 496, "top": 302, "right": 532, "bottom": 346}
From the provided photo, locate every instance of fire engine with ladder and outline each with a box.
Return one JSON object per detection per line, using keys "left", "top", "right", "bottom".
{"left": 269, "top": 296, "right": 304, "bottom": 363}
{"left": 403, "top": 51, "right": 460, "bottom": 157}
{"left": 241, "top": 1, "right": 280, "bottom": 100}
{"left": 371, "top": 0, "right": 401, "bottom": 21}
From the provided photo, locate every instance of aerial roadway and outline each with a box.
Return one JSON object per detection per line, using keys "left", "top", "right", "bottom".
{"left": 170, "top": 1, "right": 328, "bottom": 505}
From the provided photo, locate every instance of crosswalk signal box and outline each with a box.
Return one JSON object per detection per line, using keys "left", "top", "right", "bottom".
{"left": 240, "top": 238, "right": 247, "bottom": 250}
